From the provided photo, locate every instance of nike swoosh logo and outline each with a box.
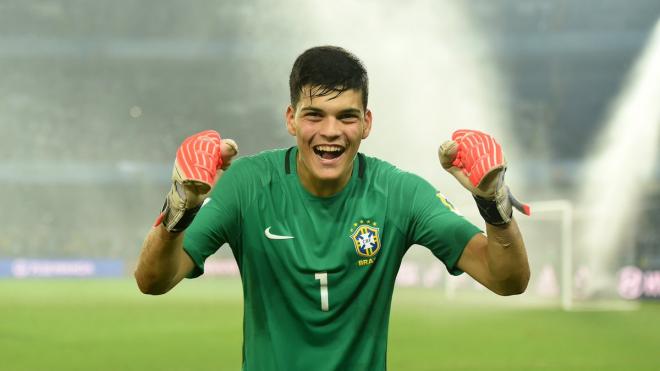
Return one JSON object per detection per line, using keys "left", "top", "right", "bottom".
{"left": 264, "top": 227, "right": 294, "bottom": 240}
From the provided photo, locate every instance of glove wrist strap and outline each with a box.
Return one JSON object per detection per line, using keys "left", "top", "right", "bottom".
{"left": 473, "top": 186, "right": 513, "bottom": 226}
{"left": 160, "top": 198, "right": 202, "bottom": 233}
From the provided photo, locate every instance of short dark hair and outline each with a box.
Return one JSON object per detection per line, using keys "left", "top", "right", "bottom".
{"left": 289, "top": 46, "right": 369, "bottom": 110}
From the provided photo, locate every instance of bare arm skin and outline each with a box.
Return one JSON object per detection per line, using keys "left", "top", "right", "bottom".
{"left": 456, "top": 218, "right": 530, "bottom": 296}
{"left": 134, "top": 225, "right": 195, "bottom": 295}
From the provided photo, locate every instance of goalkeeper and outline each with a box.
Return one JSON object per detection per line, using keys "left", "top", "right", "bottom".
{"left": 135, "top": 46, "right": 530, "bottom": 371}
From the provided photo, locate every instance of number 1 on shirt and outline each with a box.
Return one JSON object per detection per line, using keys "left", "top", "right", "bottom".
{"left": 315, "top": 272, "right": 329, "bottom": 311}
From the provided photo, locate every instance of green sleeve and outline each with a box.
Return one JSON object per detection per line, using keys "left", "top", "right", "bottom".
{"left": 182, "top": 158, "right": 246, "bottom": 278}
{"left": 406, "top": 175, "right": 482, "bottom": 275}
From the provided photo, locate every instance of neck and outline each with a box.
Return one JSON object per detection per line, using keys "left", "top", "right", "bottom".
{"left": 297, "top": 154, "right": 353, "bottom": 197}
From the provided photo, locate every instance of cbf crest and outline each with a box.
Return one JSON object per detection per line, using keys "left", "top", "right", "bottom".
{"left": 350, "top": 220, "right": 381, "bottom": 267}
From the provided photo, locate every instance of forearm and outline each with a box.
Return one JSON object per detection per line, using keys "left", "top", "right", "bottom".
{"left": 485, "top": 218, "right": 530, "bottom": 295}
{"left": 135, "top": 225, "right": 191, "bottom": 295}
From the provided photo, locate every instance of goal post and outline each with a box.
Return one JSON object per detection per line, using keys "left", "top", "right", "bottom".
{"left": 529, "top": 200, "right": 573, "bottom": 311}
{"left": 439, "top": 199, "right": 575, "bottom": 311}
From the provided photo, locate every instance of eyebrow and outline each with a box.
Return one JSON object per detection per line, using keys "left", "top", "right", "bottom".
{"left": 338, "top": 108, "right": 363, "bottom": 116}
{"left": 300, "top": 106, "right": 363, "bottom": 115}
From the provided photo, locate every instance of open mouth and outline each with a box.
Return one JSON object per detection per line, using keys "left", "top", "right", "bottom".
{"left": 313, "top": 145, "right": 345, "bottom": 160}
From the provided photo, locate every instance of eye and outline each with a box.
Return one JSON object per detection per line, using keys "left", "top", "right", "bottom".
{"left": 304, "top": 112, "right": 323, "bottom": 121}
{"left": 339, "top": 114, "right": 359, "bottom": 123}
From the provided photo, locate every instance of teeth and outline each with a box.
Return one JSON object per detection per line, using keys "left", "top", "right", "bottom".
{"left": 315, "top": 145, "right": 343, "bottom": 152}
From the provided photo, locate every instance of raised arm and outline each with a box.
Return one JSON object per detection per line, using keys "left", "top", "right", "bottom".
{"left": 135, "top": 130, "right": 238, "bottom": 295}
{"left": 456, "top": 220, "right": 529, "bottom": 295}
{"left": 439, "top": 129, "right": 530, "bottom": 296}
{"left": 135, "top": 225, "right": 194, "bottom": 295}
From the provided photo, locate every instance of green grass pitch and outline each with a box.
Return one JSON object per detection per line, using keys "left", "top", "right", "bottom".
{"left": 1, "top": 279, "right": 658, "bottom": 370}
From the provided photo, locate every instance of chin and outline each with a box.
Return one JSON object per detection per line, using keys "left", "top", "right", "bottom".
{"left": 299, "top": 147, "right": 355, "bottom": 184}
{"left": 312, "top": 167, "right": 346, "bottom": 182}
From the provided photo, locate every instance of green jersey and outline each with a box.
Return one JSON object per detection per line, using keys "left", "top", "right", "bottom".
{"left": 184, "top": 147, "right": 481, "bottom": 371}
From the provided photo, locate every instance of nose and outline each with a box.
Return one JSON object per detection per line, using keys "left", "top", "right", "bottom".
{"left": 319, "top": 116, "right": 341, "bottom": 140}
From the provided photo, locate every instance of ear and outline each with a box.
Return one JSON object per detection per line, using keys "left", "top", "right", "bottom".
{"left": 285, "top": 105, "right": 297, "bottom": 136}
{"left": 361, "top": 109, "right": 373, "bottom": 139}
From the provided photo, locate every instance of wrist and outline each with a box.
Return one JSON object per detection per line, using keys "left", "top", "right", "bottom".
{"left": 155, "top": 223, "right": 184, "bottom": 241}
{"left": 158, "top": 176, "right": 206, "bottom": 233}
{"left": 160, "top": 196, "right": 203, "bottom": 233}
{"left": 473, "top": 186, "right": 513, "bottom": 226}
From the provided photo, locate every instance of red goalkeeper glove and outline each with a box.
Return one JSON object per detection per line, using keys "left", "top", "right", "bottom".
{"left": 155, "top": 130, "right": 239, "bottom": 233}
{"left": 438, "top": 129, "right": 530, "bottom": 225}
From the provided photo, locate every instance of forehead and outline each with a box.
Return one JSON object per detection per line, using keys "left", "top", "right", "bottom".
{"left": 297, "top": 86, "right": 364, "bottom": 111}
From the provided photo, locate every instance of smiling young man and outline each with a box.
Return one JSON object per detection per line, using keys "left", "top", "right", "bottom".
{"left": 286, "top": 85, "right": 371, "bottom": 197}
{"left": 135, "top": 46, "right": 530, "bottom": 370}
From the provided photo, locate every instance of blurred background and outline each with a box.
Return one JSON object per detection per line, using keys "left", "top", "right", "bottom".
{"left": 2, "top": 0, "right": 659, "bottom": 301}
{"left": 1, "top": 0, "right": 660, "bottom": 369}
